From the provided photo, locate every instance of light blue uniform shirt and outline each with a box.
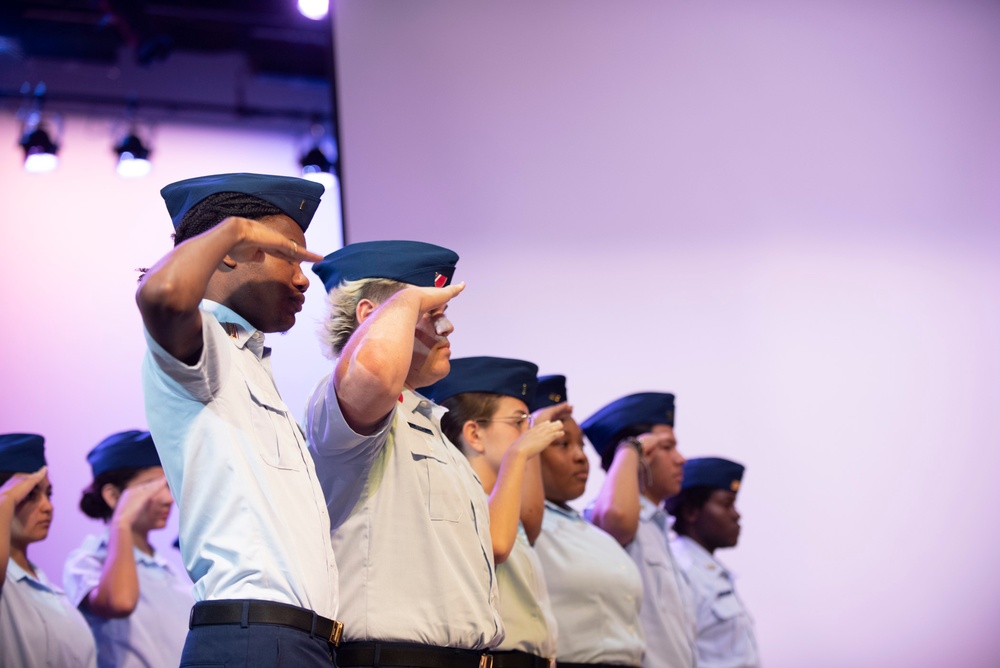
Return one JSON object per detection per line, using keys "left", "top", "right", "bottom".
{"left": 1, "top": 559, "right": 97, "bottom": 668}
{"left": 495, "top": 524, "right": 557, "bottom": 658}
{"left": 626, "top": 497, "right": 698, "bottom": 668}
{"left": 672, "top": 536, "right": 760, "bottom": 668}
{"left": 306, "top": 385, "right": 503, "bottom": 648}
{"left": 63, "top": 533, "right": 194, "bottom": 668}
{"left": 142, "top": 301, "right": 338, "bottom": 618}
{"left": 534, "top": 501, "right": 644, "bottom": 666}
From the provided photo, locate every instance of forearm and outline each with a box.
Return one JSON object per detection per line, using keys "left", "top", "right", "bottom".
{"left": 86, "top": 522, "right": 140, "bottom": 618}
{"left": 0, "top": 498, "right": 13, "bottom": 586}
{"left": 487, "top": 448, "right": 532, "bottom": 564}
{"left": 590, "top": 445, "right": 641, "bottom": 546}
{"left": 520, "top": 456, "right": 545, "bottom": 545}
{"left": 335, "top": 290, "right": 423, "bottom": 431}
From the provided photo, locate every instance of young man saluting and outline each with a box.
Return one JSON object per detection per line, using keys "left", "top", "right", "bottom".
{"left": 137, "top": 173, "right": 342, "bottom": 667}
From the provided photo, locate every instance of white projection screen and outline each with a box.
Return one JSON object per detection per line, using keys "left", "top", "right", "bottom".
{"left": 331, "top": 2, "right": 1000, "bottom": 667}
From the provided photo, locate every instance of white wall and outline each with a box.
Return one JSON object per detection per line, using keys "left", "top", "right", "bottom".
{"left": 0, "top": 112, "right": 343, "bottom": 582}
{"left": 332, "top": 2, "right": 1000, "bottom": 667}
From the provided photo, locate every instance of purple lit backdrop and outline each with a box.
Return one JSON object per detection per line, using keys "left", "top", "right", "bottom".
{"left": 331, "top": 1, "right": 1000, "bottom": 667}
{"left": 0, "top": 1, "right": 997, "bottom": 666}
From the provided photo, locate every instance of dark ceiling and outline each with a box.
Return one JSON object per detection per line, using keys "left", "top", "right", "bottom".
{"left": 1, "top": 0, "right": 333, "bottom": 80}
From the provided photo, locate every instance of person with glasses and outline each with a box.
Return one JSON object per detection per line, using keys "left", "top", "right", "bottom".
{"left": 531, "top": 377, "right": 645, "bottom": 668}
{"left": 1, "top": 433, "right": 97, "bottom": 668}
{"left": 582, "top": 393, "right": 697, "bottom": 668}
{"left": 419, "top": 356, "right": 566, "bottom": 668}
{"left": 306, "top": 241, "right": 502, "bottom": 668}
{"left": 63, "top": 430, "right": 193, "bottom": 668}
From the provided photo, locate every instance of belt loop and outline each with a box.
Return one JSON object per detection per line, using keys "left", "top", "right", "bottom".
{"left": 188, "top": 604, "right": 196, "bottom": 630}
{"left": 240, "top": 601, "right": 250, "bottom": 629}
{"left": 309, "top": 610, "right": 318, "bottom": 638}
{"left": 373, "top": 641, "right": 381, "bottom": 668}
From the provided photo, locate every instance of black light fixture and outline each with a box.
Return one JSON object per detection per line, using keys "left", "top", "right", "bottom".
{"left": 114, "top": 130, "right": 152, "bottom": 178}
{"left": 299, "top": 128, "right": 338, "bottom": 189}
{"left": 300, "top": 144, "right": 333, "bottom": 175}
{"left": 20, "top": 125, "right": 59, "bottom": 173}
{"left": 18, "top": 82, "right": 60, "bottom": 173}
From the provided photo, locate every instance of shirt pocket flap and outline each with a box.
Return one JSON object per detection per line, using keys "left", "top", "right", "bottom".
{"left": 245, "top": 379, "right": 287, "bottom": 414}
{"left": 406, "top": 423, "right": 448, "bottom": 463}
{"left": 711, "top": 591, "right": 742, "bottom": 621}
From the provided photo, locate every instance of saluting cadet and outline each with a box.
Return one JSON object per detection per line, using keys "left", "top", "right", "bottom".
{"left": 138, "top": 173, "right": 342, "bottom": 666}
{"left": 583, "top": 392, "right": 698, "bottom": 668}
{"left": 420, "top": 357, "right": 564, "bottom": 668}
{"left": 307, "top": 241, "right": 502, "bottom": 668}
{"left": 532, "top": 376, "right": 645, "bottom": 668}
{"left": 0, "top": 433, "right": 97, "bottom": 668}
{"left": 666, "top": 457, "right": 761, "bottom": 668}
{"left": 64, "top": 429, "right": 193, "bottom": 668}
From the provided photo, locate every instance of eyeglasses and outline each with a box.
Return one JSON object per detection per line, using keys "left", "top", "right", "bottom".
{"left": 476, "top": 412, "right": 534, "bottom": 432}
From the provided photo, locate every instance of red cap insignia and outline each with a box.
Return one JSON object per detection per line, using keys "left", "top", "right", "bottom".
{"left": 434, "top": 273, "right": 447, "bottom": 288}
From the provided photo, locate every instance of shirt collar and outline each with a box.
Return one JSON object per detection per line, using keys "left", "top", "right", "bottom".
{"left": 545, "top": 499, "right": 583, "bottom": 521}
{"left": 202, "top": 299, "right": 267, "bottom": 359}
{"left": 94, "top": 532, "right": 172, "bottom": 570}
{"left": 403, "top": 389, "right": 447, "bottom": 422}
{"left": 677, "top": 535, "right": 731, "bottom": 577}
{"left": 6, "top": 558, "right": 63, "bottom": 593}
{"left": 639, "top": 495, "right": 668, "bottom": 528}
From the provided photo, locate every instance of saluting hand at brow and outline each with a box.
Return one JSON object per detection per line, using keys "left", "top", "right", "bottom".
{"left": 224, "top": 217, "right": 323, "bottom": 264}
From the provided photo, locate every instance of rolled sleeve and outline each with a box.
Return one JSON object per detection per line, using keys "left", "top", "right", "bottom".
{"left": 306, "top": 372, "right": 392, "bottom": 461}
{"left": 62, "top": 545, "right": 103, "bottom": 610}
{"left": 142, "top": 312, "right": 229, "bottom": 403}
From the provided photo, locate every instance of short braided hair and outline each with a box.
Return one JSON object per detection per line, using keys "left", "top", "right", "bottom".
{"left": 172, "top": 192, "right": 284, "bottom": 246}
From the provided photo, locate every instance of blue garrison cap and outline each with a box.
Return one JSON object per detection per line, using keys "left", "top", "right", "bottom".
{"left": 530, "top": 375, "right": 568, "bottom": 412}
{"left": 0, "top": 433, "right": 46, "bottom": 472}
{"left": 87, "top": 430, "right": 161, "bottom": 477}
{"left": 581, "top": 392, "right": 676, "bottom": 461}
{"left": 161, "top": 172, "right": 325, "bottom": 231}
{"left": 682, "top": 457, "right": 745, "bottom": 493}
{"left": 419, "top": 356, "right": 539, "bottom": 405}
{"left": 313, "top": 240, "right": 459, "bottom": 293}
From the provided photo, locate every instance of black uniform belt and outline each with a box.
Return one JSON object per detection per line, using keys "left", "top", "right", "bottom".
{"left": 489, "top": 649, "right": 550, "bottom": 668}
{"left": 188, "top": 600, "right": 344, "bottom": 646}
{"left": 337, "top": 641, "right": 494, "bottom": 668}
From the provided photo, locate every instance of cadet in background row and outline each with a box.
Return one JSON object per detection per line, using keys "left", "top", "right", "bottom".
{"left": 0, "top": 433, "right": 97, "bottom": 667}
{"left": 64, "top": 429, "right": 192, "bottom": 668}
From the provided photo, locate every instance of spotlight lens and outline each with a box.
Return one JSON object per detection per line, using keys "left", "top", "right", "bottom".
{"left": 303, "top": 171, "right": 336, "bottom": 190}
{"left": 117, "top": 155, "right": 152, "bottom": 178}
{"left": 298, "top": 0, "right": 329, "bottom": 20}
{"left": 24, "top": 153, "right": 58, "bottom": 174}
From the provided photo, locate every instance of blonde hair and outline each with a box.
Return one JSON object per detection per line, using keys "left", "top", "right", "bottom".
{"left": 319, "top": 277, "right": 406, "bottom": 358}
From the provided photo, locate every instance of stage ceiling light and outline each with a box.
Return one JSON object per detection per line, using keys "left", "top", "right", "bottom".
{"left": 300, "top": 143, "right": 337, "bottom": 189}
{"left": 20, "top": 126, "right": 59, "bottom": 174}
{"left": 298, "top": 0, "right": 329, "bottom": 21}
{"left": 114, "top": 131, "right": 152, "bottom": 178}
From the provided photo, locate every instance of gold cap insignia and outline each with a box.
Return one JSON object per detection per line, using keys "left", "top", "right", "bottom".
{"left": 731, "top": 480, "right": 741, "bottom": 492}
